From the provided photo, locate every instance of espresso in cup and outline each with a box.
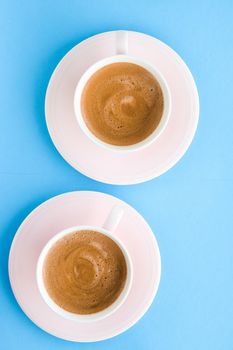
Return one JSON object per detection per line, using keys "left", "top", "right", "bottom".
{"left": 42, "top": 230, "right": 127, "bottom": 315}
{"left": 81, "top": 62, "right": 164, "bottom": 146}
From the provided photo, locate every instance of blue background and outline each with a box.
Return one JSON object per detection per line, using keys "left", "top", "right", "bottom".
{"left": 0, "top": 0, "right": 232, "bottom": 349}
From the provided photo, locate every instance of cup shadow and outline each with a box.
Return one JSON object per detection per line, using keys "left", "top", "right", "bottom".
{"left": 32, "top": 39, "right": 80, "bottom": 152}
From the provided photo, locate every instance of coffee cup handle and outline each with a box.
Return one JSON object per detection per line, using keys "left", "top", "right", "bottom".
{"left": 116, "top": 30, "right": 128, "bottom": 55}
{"left": 103, "top": 205, "right": 124, "bottom": 233}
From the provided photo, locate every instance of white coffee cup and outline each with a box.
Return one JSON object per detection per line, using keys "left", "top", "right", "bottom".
{"left": 74, "top": 30, "right": 171, "bottom": 152}
{"left": 37, "top": 206, "right": 133, "bottom": 322}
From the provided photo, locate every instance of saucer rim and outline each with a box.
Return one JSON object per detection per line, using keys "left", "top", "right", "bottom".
{"left": 8, "top": 190, "right": 161, "bottom": 342}
{"left": 45, "top": 30, "right": 199, "bottom": 185}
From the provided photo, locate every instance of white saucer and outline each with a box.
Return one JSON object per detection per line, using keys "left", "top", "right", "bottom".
{"left": 8, "top": 191, "right": 161, "bottom": 342}
{"left": 45, "top": 30, "right": 199, "bottom": 185}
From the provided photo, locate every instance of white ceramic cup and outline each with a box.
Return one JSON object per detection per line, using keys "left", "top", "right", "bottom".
{"left": 37, "top": 205, "right": 133, "bottom": 322}
{"left": 74, "top": 30, "right": 171, "bottom": 152}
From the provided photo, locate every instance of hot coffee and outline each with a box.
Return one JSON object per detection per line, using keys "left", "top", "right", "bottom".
{"left": 43, "top": 230, "right": 127, "bottom": 314}
{"left": 81, "top": 62, "right": 164, "bottom": 146}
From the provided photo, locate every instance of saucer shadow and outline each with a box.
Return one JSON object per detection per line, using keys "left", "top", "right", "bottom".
{"left": 0, "top": 199, "right": 44, "bottom": 314}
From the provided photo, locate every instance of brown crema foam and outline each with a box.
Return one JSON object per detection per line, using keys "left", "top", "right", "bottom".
{"left": 81, "top": 62, "right": 164, "bottom": 146}
{"left": 43, "top": 230, "right": 127, "bottom": 314}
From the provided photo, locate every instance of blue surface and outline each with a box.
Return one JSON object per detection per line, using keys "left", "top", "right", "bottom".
{"left": 0, "top": 0, "right": 232, "bottom": 349}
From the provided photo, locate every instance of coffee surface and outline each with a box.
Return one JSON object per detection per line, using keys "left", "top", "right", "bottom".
{"left": 81, "top": 62, "right": 164, "bottom": 145}
{"left": 43, "top": 230, "right": 127, "bottom": 314}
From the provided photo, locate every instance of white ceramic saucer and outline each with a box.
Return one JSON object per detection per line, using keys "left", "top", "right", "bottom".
{"left": 45, "top": 30, "right": 199, "bottom": 185}
{"left": 8, "top": 191, "right": 161, "bottom": 342}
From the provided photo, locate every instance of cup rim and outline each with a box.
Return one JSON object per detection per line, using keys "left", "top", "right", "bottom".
{"left": 74, "top": 54, "right": 171, "bottom": 152}
{"left": 36, "top": 225, "right": 133, "bottom": 322}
